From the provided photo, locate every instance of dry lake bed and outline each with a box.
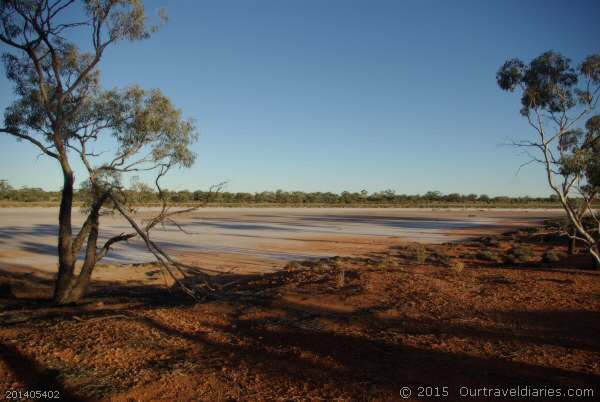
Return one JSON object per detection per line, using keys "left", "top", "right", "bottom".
{"left": 0, "top": 207, "right": 564, "bottom": 280}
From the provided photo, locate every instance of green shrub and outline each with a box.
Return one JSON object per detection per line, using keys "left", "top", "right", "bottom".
{"left": 477, "top": 250, "right": 500, "bottom": 262}
{"left": 505, "top": 245, "right": 534, "bottom": 264}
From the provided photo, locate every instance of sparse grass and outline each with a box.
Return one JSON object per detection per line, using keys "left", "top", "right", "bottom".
{"left": 336, "top": 270, "right": 346, "bottom": 288}
{"left": 413, "top": 244, "right": 429, "bottom": 264}
{"left": 451, "top": 261, "right": 465, "bottom": 272}
{"left": 363, "top": 276, "right": 377, "bottom": 292}
{"left": 316, "top": 259, "right": 331, "bottom": 271}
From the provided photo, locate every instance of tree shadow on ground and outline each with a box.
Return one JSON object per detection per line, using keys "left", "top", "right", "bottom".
{"left": 129, "top": 301, "right": 599, "bottom": 400}
{"left": 1, "top": 262, "right": 599, "bottom": 400}
{"left": 0, "top": 342, "right": 86, "bottom": 402}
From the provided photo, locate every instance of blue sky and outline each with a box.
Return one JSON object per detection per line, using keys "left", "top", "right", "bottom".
{"left": 1, "top": 0, "right": 599, "bottom": 196}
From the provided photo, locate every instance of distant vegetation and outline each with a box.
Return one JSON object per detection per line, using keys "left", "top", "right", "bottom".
{"left": 0, "top": 180, "right": 574, "bottom": 208}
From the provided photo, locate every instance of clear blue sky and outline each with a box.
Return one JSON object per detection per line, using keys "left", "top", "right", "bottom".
{"left": 1, "top": 0, "right": 599, "bottom": 196}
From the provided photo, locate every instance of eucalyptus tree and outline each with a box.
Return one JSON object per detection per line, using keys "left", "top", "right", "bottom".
{"left": 497, "top": 51, "right": 600, "bottom": 265}
{"left": 0, "top": 0, "right": 207, "bottom": 303}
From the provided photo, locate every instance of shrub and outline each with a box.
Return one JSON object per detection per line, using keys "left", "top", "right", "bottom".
{"left": 481, "top": 236, "right": 500, "bottom": 247}
{"left": 285, "top": 261, "right": 300, "bottom": 271}
{"left": 477, "top": 250, "right": 500, "bottom": 262}
{"left": 505, "top": 245, "right": 534, "bottom": 264}
{"left": 542, "top": 249, "right": 567, "bottom": 263}
{"left": 433, "top": 250, "right": 452, "bottom": 267}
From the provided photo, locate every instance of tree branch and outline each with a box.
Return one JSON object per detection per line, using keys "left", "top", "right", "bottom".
{"left": 1, "top": 127, "right": 59, "bottom": 159}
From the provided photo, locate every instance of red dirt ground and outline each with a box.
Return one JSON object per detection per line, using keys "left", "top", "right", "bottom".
{"left": 0, "top": 226, "right": 599, "bottom": 401}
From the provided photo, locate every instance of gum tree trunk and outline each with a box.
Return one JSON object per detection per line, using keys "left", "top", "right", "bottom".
{"left": 53, "top": 167, "right": 76, "bottom": 304}
{"left": 67, "top": 210, "right": 100, "bottom": 302}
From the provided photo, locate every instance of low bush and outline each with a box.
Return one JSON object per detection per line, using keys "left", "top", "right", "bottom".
{"left": 285, "top": 261, "right": 301, "bottom": 270}
{"left": 382, "top": 254, "right": 394, "bottom": 269}
{"left": 505, "top": 245, "right": 534, "bottom": 264}
{"left": 477, "top": 250, "right": 500, "bottom": 262}
{"left": 481, "top": 236, "right": 500, "bottom": 247}
{"left": 432, "top": 250, "right": 452, "bottom": 267}
{"left": 542, "top": 249, "right": 567, "bottom": 263}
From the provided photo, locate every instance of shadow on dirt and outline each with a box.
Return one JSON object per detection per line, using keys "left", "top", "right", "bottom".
{"left": 1, "top": 266, "right": 599, "bottom": 401}
{"left": 0, "top": 342, "right": 86, "bottom": 402}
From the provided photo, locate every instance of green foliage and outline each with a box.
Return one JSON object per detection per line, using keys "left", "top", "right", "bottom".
{"left": 505, "top": 245, "right": 534, "bottom": 264}
{"left": 1, "top": 1, "right": 193, "bottom": 190}
{"left": 0, "top": 183, "right": 58, "bottom": 202}
{"left": 0, "top": 180, "right": 10, "bottom": 192}
{"left": 0, "top": 179, "right": 584, "bottom": 206}
{"left": 497, "top": 51, "right": 578, "bottom": 116}
{"left": 497, "top": 52, "right": 600, "bottom": 189}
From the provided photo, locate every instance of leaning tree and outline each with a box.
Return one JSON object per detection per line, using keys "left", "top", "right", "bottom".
{"left": 0, "top": 0, "right": 212, "bottom": 303}
{"left": 497, "top": 51, "right": 600, "bottom": 266}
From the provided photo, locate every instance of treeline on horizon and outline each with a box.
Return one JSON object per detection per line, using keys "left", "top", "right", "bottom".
{"left": 0, "top": 180, "right": 571, "bottom": 206}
